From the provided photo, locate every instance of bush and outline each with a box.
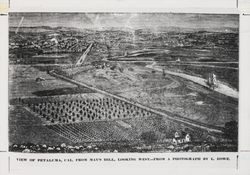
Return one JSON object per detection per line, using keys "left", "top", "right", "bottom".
{"left": 223, "top": 120, "right": 238, "bottom": 141}
{"left": 128, "top": 67, "right": 134, "bottom": 71}
{"left": 140, "top": 131, "right": 157, "bottom": 144}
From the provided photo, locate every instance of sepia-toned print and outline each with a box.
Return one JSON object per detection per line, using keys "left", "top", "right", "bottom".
{"left": 8, "top": 13, "right": 238, "bottom": 153}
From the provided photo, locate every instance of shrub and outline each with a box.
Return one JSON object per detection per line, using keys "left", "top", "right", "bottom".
{"left": 223, "top": 120, "right": 238, "bottom": 141}
{"left": 140, "top": 131, "right": 157, "bottom": 144}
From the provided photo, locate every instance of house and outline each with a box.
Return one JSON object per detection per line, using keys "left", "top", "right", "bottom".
{"left": 172, "top": 131, "right": 191, "bottom": 145}
{"left": 35, "top": 77, "right": 45, "bottom": 82}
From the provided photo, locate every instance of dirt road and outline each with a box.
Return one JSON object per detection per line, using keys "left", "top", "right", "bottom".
{"left": 146, "top": 63, "right": 238, "bottom": 99}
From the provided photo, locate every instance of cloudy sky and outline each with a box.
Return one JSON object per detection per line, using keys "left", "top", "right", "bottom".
{"left": 9, "top": 13, "right": 239, "bottom": 31}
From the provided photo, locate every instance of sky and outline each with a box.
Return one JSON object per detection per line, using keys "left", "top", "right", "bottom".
{"left": 9, "top": 13, "right": 239, "bottom": 31}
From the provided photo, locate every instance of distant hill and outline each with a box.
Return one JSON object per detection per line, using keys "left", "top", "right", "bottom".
{"left": 9, "top": 25, "right": 239, "bottom": 34}
{"left": 9, "top": 26, "right": 56, "bottom": 33}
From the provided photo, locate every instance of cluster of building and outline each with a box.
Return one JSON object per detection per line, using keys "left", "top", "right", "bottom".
{"left": 42, "top": 37, "right": 87, "bottom": 53}
{"left": 172, "top": 131, "right": 191, "bottom": 145}
{"left": 9, "top": 27, "right": 238, "bottom": 62}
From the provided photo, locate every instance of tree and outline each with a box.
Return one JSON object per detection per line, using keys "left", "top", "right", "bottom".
{"left": 223, "top": 120, "right": 238, "bottom": 141}
{"left": 140, "top": 131, "right": 157, "bottom": 144}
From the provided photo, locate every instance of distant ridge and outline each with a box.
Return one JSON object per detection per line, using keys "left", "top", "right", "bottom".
{"left": 9, "top": 26, "right": 239, "bottom": 33}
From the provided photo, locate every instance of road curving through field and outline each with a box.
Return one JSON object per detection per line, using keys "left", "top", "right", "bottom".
{"left": 146, "top": 62, "right": 238, "bottom": 99}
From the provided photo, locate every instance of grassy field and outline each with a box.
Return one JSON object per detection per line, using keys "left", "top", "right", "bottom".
{"left": 9, "top": 106, "right": 72, "bottom": 145}
{"left": 8, "top": 65, "right": 82, "bottom": 98}
{"left": 72, "top": 62, "right": 238, "bottom": 127}
{"left": 9, "top": 103, "right": 218, "bottom": 147}
{"left": 73, "top": 64, "right": 174, "bottom": 94}
{"left": 9, "top": 103, "right": 236, "bottom": 152}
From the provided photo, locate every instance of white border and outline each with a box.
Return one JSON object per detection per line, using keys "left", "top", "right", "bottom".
{"left": 1, "top": 0, "right": 250, "bottom": 174}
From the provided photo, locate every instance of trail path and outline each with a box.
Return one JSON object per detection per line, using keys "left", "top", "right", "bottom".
{"left": 146, "top": 63, "right": 238, "bottom": 99}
